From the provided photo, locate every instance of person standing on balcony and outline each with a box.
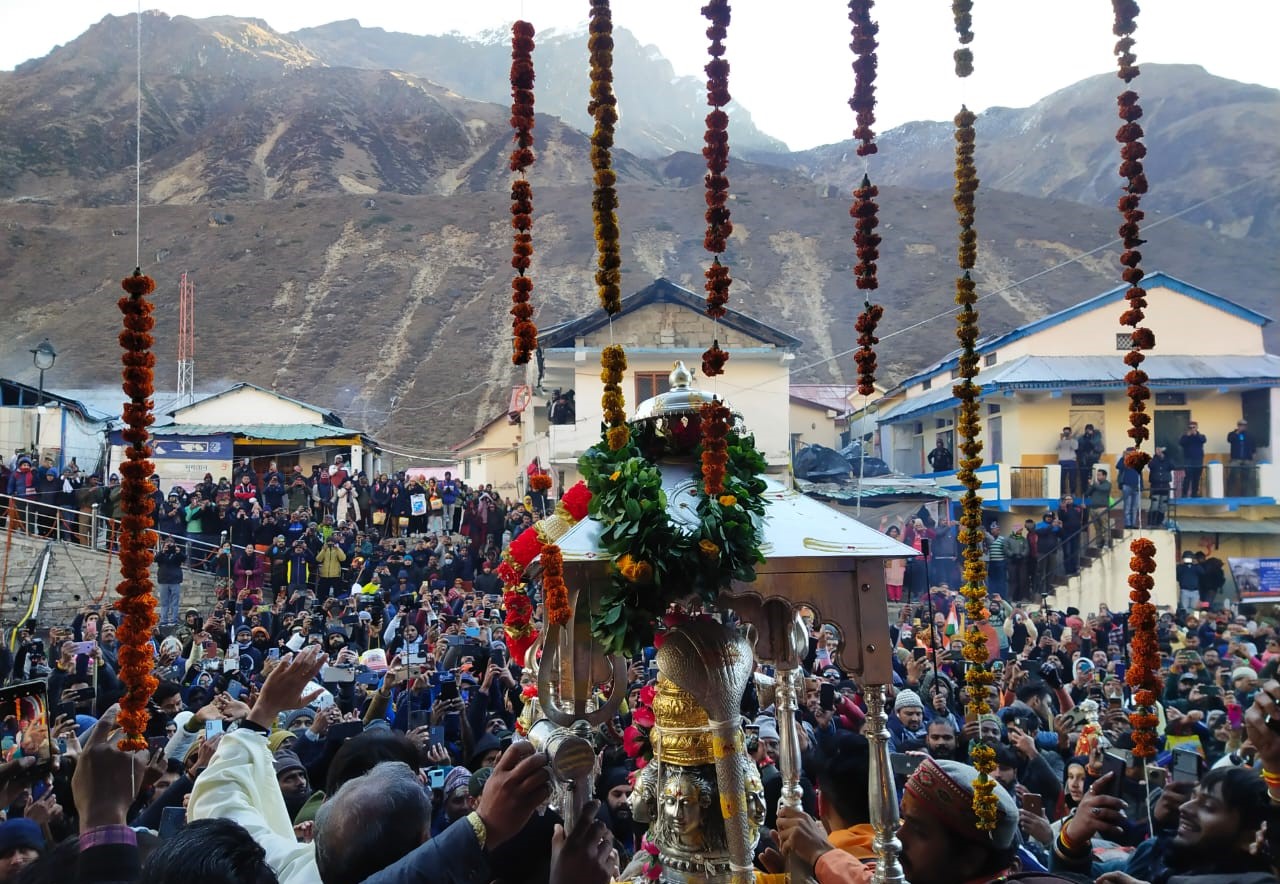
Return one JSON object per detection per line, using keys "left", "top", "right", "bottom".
{"left": 1225, "top": 419, "right": 1257, "bottom": 497}
{"left": 1076, "top": 424, "right": 1104, "bottom": 493}
{"left": 1086, "top": 469, "right": 1112, "bottom": 550}
{"left": 1055, "top": 427, "right": 1079, "bottom": 495}
{"left": 1179, "top": 420, "right": 1207, "bottom": 497}
{"left": 926, "top": 436, "right": 953, "bottom": 473}
{"left": 1148, "top": 446, "right": 1174, "bottom": 527}
{"left": 1115, "top": 449, "right": 1143, "bottom": 529}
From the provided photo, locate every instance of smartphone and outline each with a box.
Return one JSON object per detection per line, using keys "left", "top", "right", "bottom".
{"left": 490, "top": 646, "right": 507, "bottom": 669}
{"left": 1172, "top": 749, "right": 1203, "bottom": 785}
{"left": 912, "top": 647, "right": 928, "bottom": 661}
{"left": 1227, "top": 704, "right": 1244, "bottom": 729}
{"left": 72, "top": 641, "right": 96, "bottom": 656}
{"left": 407, "top": 710, "right": 432, "bottom": 731}
{"left": 1147, "top": 767, "right": 1169, "bottom": 789}
{"left": 327, "top": 721, "right": 362, "bottom": 744}
{"left": 0, "top": 680, "right": 52, "bottom": 773}
{"left": 1021, "top": 793, "right": 1044, "bottom": 817}
{"left": 321, "top": 665, "right": 356, "bottom": 684}
{"left": 890, "top": 753, "right": 924, "bottom": 781}
{"left": 1099, "top": 752, "right": 1128, "bottom": 796}
{"left": 489, "top": 609, "right": 500, "bottom": 621}
{"left": 205, "top": 719, "right": 225, "bottom": 740}
{"left": 820, "top": 683, "right": 836, "bottom": 711}
{"left": 429, "top": 725, "right": 445, "bottom": 746}
{"left": 355, "top": 671, "right": 382, "bottom": 686}
{"left": 1113, "top": 662, "right": 1126, "bottom": 681}
{"left": 268, "top": 648, "right": 281, "bottom": 661}
{"left": 443, "top": 710, "right": 462, "bottom": 743}
{"left": 428, "top": 767, "right": 446, "bottom": 790}
{"left": 465, "top": 626, "right": 481, "bottom": 638}
{"left": 438, "top": 679, "right": 459, "bottom": 702}
{"left": 158, "top": 806, "right": 186, "bottom": 839}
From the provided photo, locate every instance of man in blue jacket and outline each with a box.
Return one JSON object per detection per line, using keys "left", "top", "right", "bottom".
{"left": 1178, "top": 419, "right": 1207, "bottom": 497}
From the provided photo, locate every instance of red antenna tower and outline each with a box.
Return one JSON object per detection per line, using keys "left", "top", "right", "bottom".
{"left": 177, "top": 271, "right": 195, "bottom": 406}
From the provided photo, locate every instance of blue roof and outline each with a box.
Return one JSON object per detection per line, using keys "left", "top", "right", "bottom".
{"left": 895, "top": 272, "right": 1274, "bottom": 390}
{"left": 878, "top": 353, "right": 1280, "bottom": 424}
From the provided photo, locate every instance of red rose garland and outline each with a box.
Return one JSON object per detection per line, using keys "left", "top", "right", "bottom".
{"left": 116, "top": 269, "right": 160, "bottom": 749}
{"left": 1112, "top": 0, "right": 1160, "bottom": 759}
{"left": 848, "top": 0, "right": 882, "bottom": 396}
{"left": 509, "top": 21, "right": 538, "bottom": 365}
{"left": 700, "top": 0, "right": 733, "bottom": 377}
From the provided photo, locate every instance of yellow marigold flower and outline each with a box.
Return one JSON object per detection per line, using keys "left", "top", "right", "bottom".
{"left": 606, "top": 425, "right": 630, "bottom": 451}
{"left": 632, "top": 561, "right": 653, "bottom": 583}
{"left": 610, "top": 471, "right": 621, "bottom": 481}
{"left": 718, "top": 495, "right": 737, "bottom": 507}
{"left": 698, "top": 539, "right": 720, "bottom": 558}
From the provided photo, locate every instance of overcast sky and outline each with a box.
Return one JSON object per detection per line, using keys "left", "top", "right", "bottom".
{"left": 3, "top": 1, "right": 1278, "bottom": 150}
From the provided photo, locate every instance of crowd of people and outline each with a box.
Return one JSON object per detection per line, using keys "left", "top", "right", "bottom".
{"left": 0, "top": 454, "right": 1275, "bottom": 884}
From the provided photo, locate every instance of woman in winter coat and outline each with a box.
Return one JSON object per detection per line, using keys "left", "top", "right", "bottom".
{"left": 334, "top": 479, "right": 362, "bottom": 526}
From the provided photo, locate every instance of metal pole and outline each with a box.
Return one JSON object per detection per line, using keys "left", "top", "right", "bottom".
{"left": 865, "top": 683, "right": 905, "bottom": 884}
{"left": 34, "top": 367, "right": 45, "bottom": 454}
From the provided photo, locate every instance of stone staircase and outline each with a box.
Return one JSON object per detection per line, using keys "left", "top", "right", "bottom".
{"left": 0, "top": 530, "right": 220, "bottom": 628}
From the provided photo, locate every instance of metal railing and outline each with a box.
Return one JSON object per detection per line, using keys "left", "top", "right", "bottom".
{"left": 1028, "top": 497, "right": 1124, "bottom": 600}
{"left": 0, "top": 493, "right": 224, "bottom": 570}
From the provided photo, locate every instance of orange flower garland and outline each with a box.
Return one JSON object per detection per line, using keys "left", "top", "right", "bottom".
{"left": 509, "top": 21, "right": 538, "bottom": 365}
{"left": 529, "top": 472, "right": 552, "bottom": 493}
{"left": 848, "top": 0, "right": 882, "bottom": 396}
{"left": 700, "top": 398, "right": 732, "bottom": 496}
{"left": 700, "top": 0, "right": 733, "bottom": 377}
{"left": 116, "top": 268, "right": 160, "bottom": 749}
{"left": 541, "top": 544, "right": 570, "bottom": 626}
{"left": 1111, "top": 0, "right": 1161, "bottom": 759}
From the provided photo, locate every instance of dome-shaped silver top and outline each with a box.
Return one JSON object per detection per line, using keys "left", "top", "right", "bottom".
{"left": 631, "top": 361, "right": 730, "bottom": 421}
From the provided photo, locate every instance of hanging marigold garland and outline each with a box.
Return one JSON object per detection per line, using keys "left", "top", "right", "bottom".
{"left": 700, "top": 398, "right": 732, "bottom": 496}
{"left": 541, "top": 544, "right": 570, "bottom": 626}
{"left": 700, "top": 0, "right": 732, "bottom": 377}
{"left": 848, "top": 0, "right": 882, "bottom": 396}
{"left": 1111, "top": 0, "right": 1160, "bottom": 760}
{"left": 948, "top": 4, "right": 996, "bottom": 828}
{"left": 588, "top": 0, "right": 628, "bottom": 451}
{"left": 509, "top": 21, "right": 538, "bottom": 365}
{"left": 115, "top": 268, "right": 160, "bottom": 749}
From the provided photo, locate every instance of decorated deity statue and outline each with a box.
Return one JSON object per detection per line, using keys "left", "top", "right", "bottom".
{"left": 626, "top": 621, "right": 767, "bottom": 884}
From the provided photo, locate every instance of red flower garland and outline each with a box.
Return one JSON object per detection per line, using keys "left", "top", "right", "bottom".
{"left": 542, "top": 544, "right": 570, "bottom": 626}
{"left": 588, "top": 0, "right": 621, "bottom": 316}
{"left": 509, "top": 21, "right": 538, "bottom": 365}
{"left": 700, "top": 0, "right": 733, "bottom": 377}
{"left": 1112, "top": 0, "right": 1160, "bottom": 759}
{"left": 529, "top": 472, "right": 552, "bottom": 493}
{"left": 700, "top": 399, "right": 731, "bottom": 496}
{"left": 116, "top": 269, "right": 160, "bottom": 749}
{"left": 849, "top": 2, "right": 883, "bottom": 397}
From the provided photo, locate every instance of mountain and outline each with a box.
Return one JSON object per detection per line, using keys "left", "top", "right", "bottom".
{"left": 1, "top": 16, "right": 1276, "bottom": 453}
{"left": 288, "top": 19, "right": 788, "bottom": 159}
{"left": 763, "top": 65, "right": 1280, "bottom": 242}
{"left": 0, "top": 12, "right": 660, "bottom": 206}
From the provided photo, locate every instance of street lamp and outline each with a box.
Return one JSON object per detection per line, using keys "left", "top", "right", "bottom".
{"left": 30, "top": 338, "right": 56, "bottom": 455}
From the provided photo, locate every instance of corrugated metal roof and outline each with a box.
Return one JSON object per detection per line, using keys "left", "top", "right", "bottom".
{"left": 790, "top": 384, "right": 858, "bottom": 412}
{"left": 878, "top": 354, "right": 1280, "bottom": 423}
{"left": 1174, "top": 518, "right": 1280, "bottom": 535}
{"left": 150, "top": 423, "right": 367, "bottom": 441}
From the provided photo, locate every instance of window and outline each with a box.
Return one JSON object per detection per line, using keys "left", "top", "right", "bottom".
{"left": 463, "top": 458, "right": 471, "bottom": 480}
{"left": 983, "top": 352, "right": 998, "bottom": 367}
{"left": 987, "top": 403, "right": 1001, "bottom": 415}
{"left": 1071, "top": 393, "right": 1104, "bottom": 406}
{"left": 1116, "top": 332, "right": 1134, "bottom": 350}
{"left": 949, "top": 368, "right": 961, "bottom": 380}
{"left": 634, "top": 372, "right": 671, "bottom": 403}
{"left": 922, "top": 378, "right": 932, "bottom": 391}
{"left": 1154, "top": 392, "right": 1186, "bottom": 406}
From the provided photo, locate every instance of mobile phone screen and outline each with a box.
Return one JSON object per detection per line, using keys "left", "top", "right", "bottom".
{"left": 205, "top": 719, "right": 225, "bottom": 740}
{"left": 0, "top": 680, "right": 52, "bottom": 773}
{"left": 1172, "top": 749, "right": 1202, "bottom": 785}
{"left": 1100, "top": 752, "right": 1127, "bottom": 796}
{"left": 1021, "top": 793, "right": 1044, "bottom": 817}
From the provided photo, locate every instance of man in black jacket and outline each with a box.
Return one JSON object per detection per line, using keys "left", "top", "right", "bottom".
{"left": 155, "top": 541, "right": 186, "bottom": 626}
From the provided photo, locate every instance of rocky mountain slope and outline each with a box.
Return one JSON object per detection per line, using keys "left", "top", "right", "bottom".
{"left": 1, "top": 14, "right": 1276, "bottom": 451}
{"left": 765, "top": 64, "right": 1280, "bottom": 243}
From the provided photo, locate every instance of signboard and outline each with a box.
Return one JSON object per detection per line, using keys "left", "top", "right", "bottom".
{"left": 1228, "top": 557, "right": 1280, "bottom": 602}
{"left": 108, "top": 432, "right": 233, "bottom": 460}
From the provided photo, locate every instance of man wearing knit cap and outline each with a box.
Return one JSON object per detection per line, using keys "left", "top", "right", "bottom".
{"left": 273, "top": 748, "right": 313, "bottom": 821}
{"left": 433, "top": 765, "right": 475, "bottom": 836}
{"left": 770, "top": 757, "right": 1051, "bottom": 884}
{"left": 887, "top": 689, "right": 927, "bottom": 752}
{"left": 0, "top": 818, "right": 42, "bottom": 881}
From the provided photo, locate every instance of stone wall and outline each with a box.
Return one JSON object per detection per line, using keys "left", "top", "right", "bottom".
{"left": 0, "top": 532, "right": 219, "bottom": 629}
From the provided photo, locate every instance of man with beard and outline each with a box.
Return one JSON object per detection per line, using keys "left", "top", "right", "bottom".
{"left": 769, "top": 757, "right": 1072, "bottom": 884}
{"left": 274, "top": 749, "right": 313, "bottom": 823}
{"left": 596, "top": 767, "right": 636, "bottom": 863}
